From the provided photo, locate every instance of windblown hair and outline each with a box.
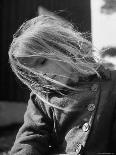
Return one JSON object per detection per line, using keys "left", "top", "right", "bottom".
{"left": 9, "top": 15, "right": 101, "bottom": 111}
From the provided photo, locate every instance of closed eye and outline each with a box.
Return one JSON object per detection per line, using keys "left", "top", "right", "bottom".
{"left": 34, "top": 57, "right": 47, "bottom": 66}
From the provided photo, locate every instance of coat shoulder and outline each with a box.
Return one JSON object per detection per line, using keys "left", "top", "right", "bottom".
{"left": 110, "top": 70, "right": 116, "bottom": 97}
{"left": 110, "top": 70, "right": 116, "bottom": 81}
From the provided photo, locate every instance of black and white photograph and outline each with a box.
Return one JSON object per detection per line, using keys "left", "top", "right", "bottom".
{"left": 0, "top": 0, "right": 116, "bottom": 154}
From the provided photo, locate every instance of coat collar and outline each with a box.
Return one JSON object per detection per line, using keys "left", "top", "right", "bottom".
{"left": 97, "top": 65, "right": 111, "bottom": 81}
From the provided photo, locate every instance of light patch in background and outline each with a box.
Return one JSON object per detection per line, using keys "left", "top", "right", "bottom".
{"left": 91, "top": 0, "right": 116, "bottom": 49}
{"left": 104, "top": 56, "right": 116, "bottom": 65}
{"left": 91, "top": 0, "right": 116, "bottom": 70}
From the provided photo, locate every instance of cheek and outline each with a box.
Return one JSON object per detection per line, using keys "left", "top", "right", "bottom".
{"left": 56, "top": 75, "right": 69, "bottom": 82}
{"left": 44, "top": 63, "right": 66, "bottom": 75}
{"left": 58, "top": 62, "right": 72, "bottom": 73}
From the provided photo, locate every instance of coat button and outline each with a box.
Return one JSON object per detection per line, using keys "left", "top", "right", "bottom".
{"left": 75, "top": 143, "right": 82, "bottom": 154}
{"left": 88, "top": 104, "right": 95, "bottom": 111}
{"left": 82, "top": 123, "right": 90, "bottom": 132}
{"left": 91, "top": 84, "right": 98, "bottom": 92}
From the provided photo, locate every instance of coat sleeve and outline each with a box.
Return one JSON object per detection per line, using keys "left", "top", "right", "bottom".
{"left": 110, "top": 71, "right": 116, "bottom": 152}
{"left": 111, "top": 101, "right": 116, "bottom": 152}
{"left": 10, "top": 93, "right": 54, "bottom": 155}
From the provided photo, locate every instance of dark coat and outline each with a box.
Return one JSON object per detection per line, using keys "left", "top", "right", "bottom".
{"left": 10, "top": 68, "right": 116, "bottom": 155}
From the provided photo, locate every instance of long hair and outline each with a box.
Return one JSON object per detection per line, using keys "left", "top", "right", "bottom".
{"left": 9, "top": 15, "right": 101, "bottom": 111}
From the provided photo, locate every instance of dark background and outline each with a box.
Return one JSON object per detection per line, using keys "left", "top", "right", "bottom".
{"left": 0, "top": 0, "right": 91, "bottom": 102}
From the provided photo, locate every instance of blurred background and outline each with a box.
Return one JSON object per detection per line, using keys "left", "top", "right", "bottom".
{"left": 0, "top": 0, "right": 116, "bottom": 154}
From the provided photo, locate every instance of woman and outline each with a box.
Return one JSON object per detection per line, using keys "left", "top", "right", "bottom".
{"left": 9, "top": 15, "right": 116, "bottom": 155}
